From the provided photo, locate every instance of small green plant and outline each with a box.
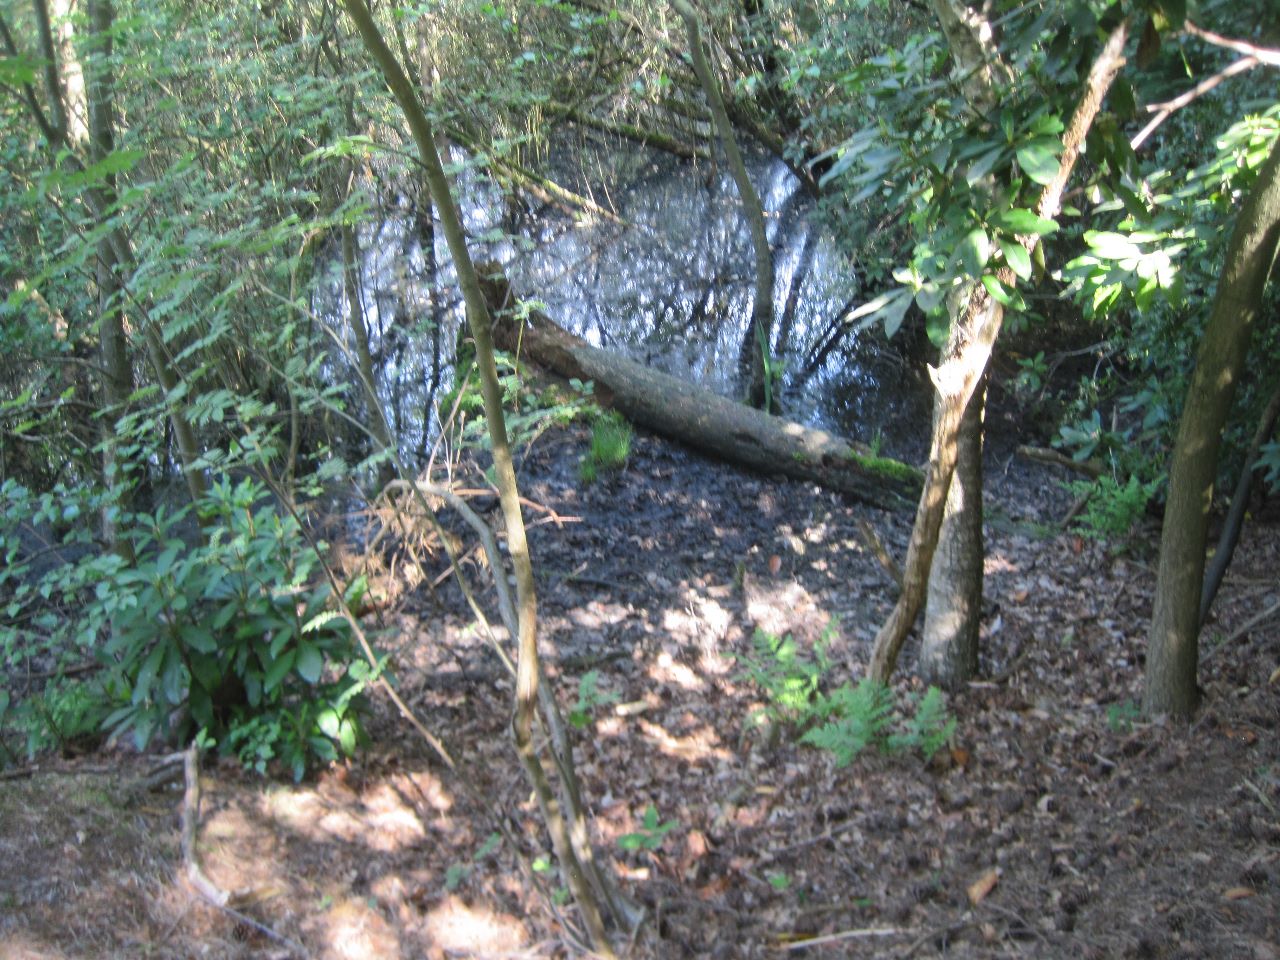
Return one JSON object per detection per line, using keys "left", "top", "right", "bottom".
{"left": 444, "top": 832, "right": 502, "bottom": 891}
{"left": 888, "top": 686, "right": 957, "bottom": 760}
{"left": 737, "top": 631, "right": 958, "bottom": 766}
{"left": 1106, "top": 699, "right": 1141, "bottom": 733}
{"left": 767, "top": 871, "right": 792, "bottom": 892}
{"left": 735, "top": 629, "right": 830, "bottom": 727}
{"left": 1067, "top": 473, "right": 1158, "bottom": 542}
{"left": 446, "top": 352, "right": 595, "bottom": 453}
{"left": 568, "top": 670, "right": 619, "bottom": 729}
{"left": 1014, "top": 350, "right": 1049, "bottom": 398}
{"left": 579, "top": 410, "right": 633, "bottom": 483}
{"left": 800, "top": 678, "right": 895, "bottom": 766}
{"left": 617, "top": 804, "right": 679, "bottom": 852}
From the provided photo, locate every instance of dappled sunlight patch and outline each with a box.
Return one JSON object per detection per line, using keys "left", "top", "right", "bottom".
{"left": 985, "top": 552, "right": 1019, "bottom": 574}
{"left": 648, "top": 650, "right": 704, "bottom": 691}
{"left": 262, "top": 782, "right": 428, "bottom": 852}
{"left": 569, "top": 598, "right": 632, "bottom": 630}
{"left": 303, "top": 896, "right": 402, "bottom": 960}
{"left": 202, "top": 802, "right": 290, "bottom": 894}
{"left": 743, "top": 576, "right": 828, "bottom": 640}
{"left": 637, "top": 717, "right": 732, "bottom": 763}
{"left": 420, "top": 895, "right": 527, "bottom": 953}
{"left": 0, "top": 931, "right": 71, "bottom": 959}
{"left": 661, "top": 588, "right": 735, "bottom": 661}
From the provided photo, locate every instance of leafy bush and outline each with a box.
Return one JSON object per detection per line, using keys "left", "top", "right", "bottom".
{"left": 737, "top": 628, "right": 957, "bottom": 766}
{"left": 1, "top": 474, "right": 371, "bottom": 778}
{"left": 568, "top": 669, "right": 619, "bottom": 729}
{"left": 888, "top": 686, "right": 957, "bottom": 760}
{"left": 800, "top": 678, "right": 895, "bottom": 766}
{"left": 1066, "top": 474, "right": 1159, "bottom": 542}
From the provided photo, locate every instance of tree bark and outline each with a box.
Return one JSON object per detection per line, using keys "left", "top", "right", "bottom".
{"left": 671, "top": 0, "right": 775, "bottom": 410}
{"left": 919, "top": 371, "right": 985, "bottom": 688}
{"left": 490, "top": 305, "right": 921, "bottom": 510}
{"left": 867, "top": 17, "right": 1130, "bottom": 683}
{"left": 337, "top": 1, "right": 617, "bottom": 950}
{"left": 1199, "top": 380, "right": 1280, "bottom": 625}
{"left": 1145, "top": 137, "right": 1280, "bottom": 719}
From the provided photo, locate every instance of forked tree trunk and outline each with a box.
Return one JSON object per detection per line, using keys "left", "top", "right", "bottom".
{"left": 868, "top": 18, "right": 1129, "bottom": 683}
{"left": 1145, "top": 137, "right": 1280, "bottom": 719}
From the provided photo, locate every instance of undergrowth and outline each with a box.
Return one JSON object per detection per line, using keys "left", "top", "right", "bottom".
{"left": 737, "top": 627, "right": 957, "bottom": 764}
{"left": 580, "top": 409, "right": 633, "bottom": 483}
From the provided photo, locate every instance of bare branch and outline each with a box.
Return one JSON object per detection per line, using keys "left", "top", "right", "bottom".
{"left": 1132, "top": 55, "right": 1260, "bottom": 150}
{"left": 1184, "top": 21, "right": 1280, "bottom": 66}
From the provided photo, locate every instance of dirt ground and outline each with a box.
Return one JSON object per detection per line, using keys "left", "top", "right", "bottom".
{"left": 2, "top": 423, "right": 1277, "bottom": 959}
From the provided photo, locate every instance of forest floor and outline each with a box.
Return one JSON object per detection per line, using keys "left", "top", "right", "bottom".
{"left": 2, "top": 421, "right": 1278, "bottom": 959}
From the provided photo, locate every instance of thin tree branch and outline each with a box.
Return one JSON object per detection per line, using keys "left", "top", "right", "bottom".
{"left": 1131, "top": 55, "right": 1259, "bottom": 151}
{"left": 1184, "top": 21, "right": 1280, "bottom": 65}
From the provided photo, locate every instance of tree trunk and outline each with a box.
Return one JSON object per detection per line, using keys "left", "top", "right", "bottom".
{"left": 671, "top": 0, "right": 775, "bottom": 410}
{"left": 1145, "top": 137, "right": 1280, "bottom": 719}
{"left": 81, "top": 0, "right": 137, "bottom": 558}
{"left": 338, "top": 1, "right": 618, "bottom": 950}
{"left": 1200, "top": 380, "right": 1280, "bottom": 625}
{"left": 920, "top": 371, "right": 985, "bottom": 688}
{"left": 867, "top": 16, "right": 1129, "bottom": 683}
{"left": 489, "top": 304, "right": 921, "bottom": 510}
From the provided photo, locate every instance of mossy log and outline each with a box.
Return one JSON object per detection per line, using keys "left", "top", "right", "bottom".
{"left": 490, "top": 305, "right": 922, "bottom": 511}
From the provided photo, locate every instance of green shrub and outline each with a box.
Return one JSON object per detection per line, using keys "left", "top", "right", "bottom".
{"left": 0, "top": 474, "right": 371, "bottom": 779}
{"left": 738, "top": 629, "right": 958, "bottom": 766}
{"left": 887, "top": 686, "right": 957, "bottom": 760}
{"left": 1067, "top": 473, "right": 1158, "bottom": 542}
{"left": 579, "top": 410, "right": 633, "bottom": 483}
{"left": 735, "top": 628, "right": 830, "bottom": 727}
{"left": 801, "top": 678, "right": 895, "bottom": 766}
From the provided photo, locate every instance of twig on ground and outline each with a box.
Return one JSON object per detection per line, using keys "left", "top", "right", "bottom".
{"left": 776, "top": 926, "right": 908, "bottom": 950}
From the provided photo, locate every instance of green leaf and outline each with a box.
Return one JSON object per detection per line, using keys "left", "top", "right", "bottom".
{"left": 296, "top": 642, "right": 323, "bottom": 683}
{"left": 338, "top": 718, "right": 357, "bottom": 754}
{"left": 957, "top": 227, "right": 990, "bottom": 277}
{"left": 1084, "top": 230, "right": 1144, "bottom": 261}
{"left": 999, "top": 239, "right": 1033, "bottom": 280}
{"left": 302, "top": 610, "right": 341, "bottom": 634}
{"left": 262, "top": 648, "right": 296, "bottom": 693}
{"left": 981, "top": 275, "right": 1027, "bottom": 312}
{"left": 1015, "top": 142, "right": 1060, "bottom": 185}
{"left": 133, "top": 644, "right": 166, "bottom": 703}
{"left": 991, "top": 208, "right": 1058, "bottom": 236}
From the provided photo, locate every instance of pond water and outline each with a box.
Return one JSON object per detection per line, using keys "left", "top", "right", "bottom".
{"left": 326, "top": 143, "right": 931, "bottom": 466}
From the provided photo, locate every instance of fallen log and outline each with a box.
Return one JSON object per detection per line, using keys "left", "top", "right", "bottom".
{"left": 489, "top": 305, "right": 922, "bottom": 511}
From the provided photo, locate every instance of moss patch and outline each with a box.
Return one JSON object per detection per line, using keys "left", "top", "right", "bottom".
{"left": 847, "top": 450, "right": 923, "bottom": 485}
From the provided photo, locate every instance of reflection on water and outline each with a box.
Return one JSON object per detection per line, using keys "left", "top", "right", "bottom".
{"left": 320, "top": 145, "right": 930, "bottom": 467}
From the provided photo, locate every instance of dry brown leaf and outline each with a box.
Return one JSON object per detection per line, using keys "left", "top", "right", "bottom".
{"left": 967, "top": 868, "right": 999, "bottom": 905}
{"left": 1269, "top": 665, "right": 1280, "bottom": 686}
{"left": 1224, "top": 887, "right": 1256, "bottom": 901}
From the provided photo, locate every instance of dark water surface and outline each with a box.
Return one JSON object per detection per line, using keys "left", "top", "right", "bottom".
{"left": 326, "top": 146, "right": 930, "bottom": 465}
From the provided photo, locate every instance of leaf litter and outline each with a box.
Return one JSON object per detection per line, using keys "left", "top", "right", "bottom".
{"left": 1, "top": 423, "right": 1276, "bottom": 958}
